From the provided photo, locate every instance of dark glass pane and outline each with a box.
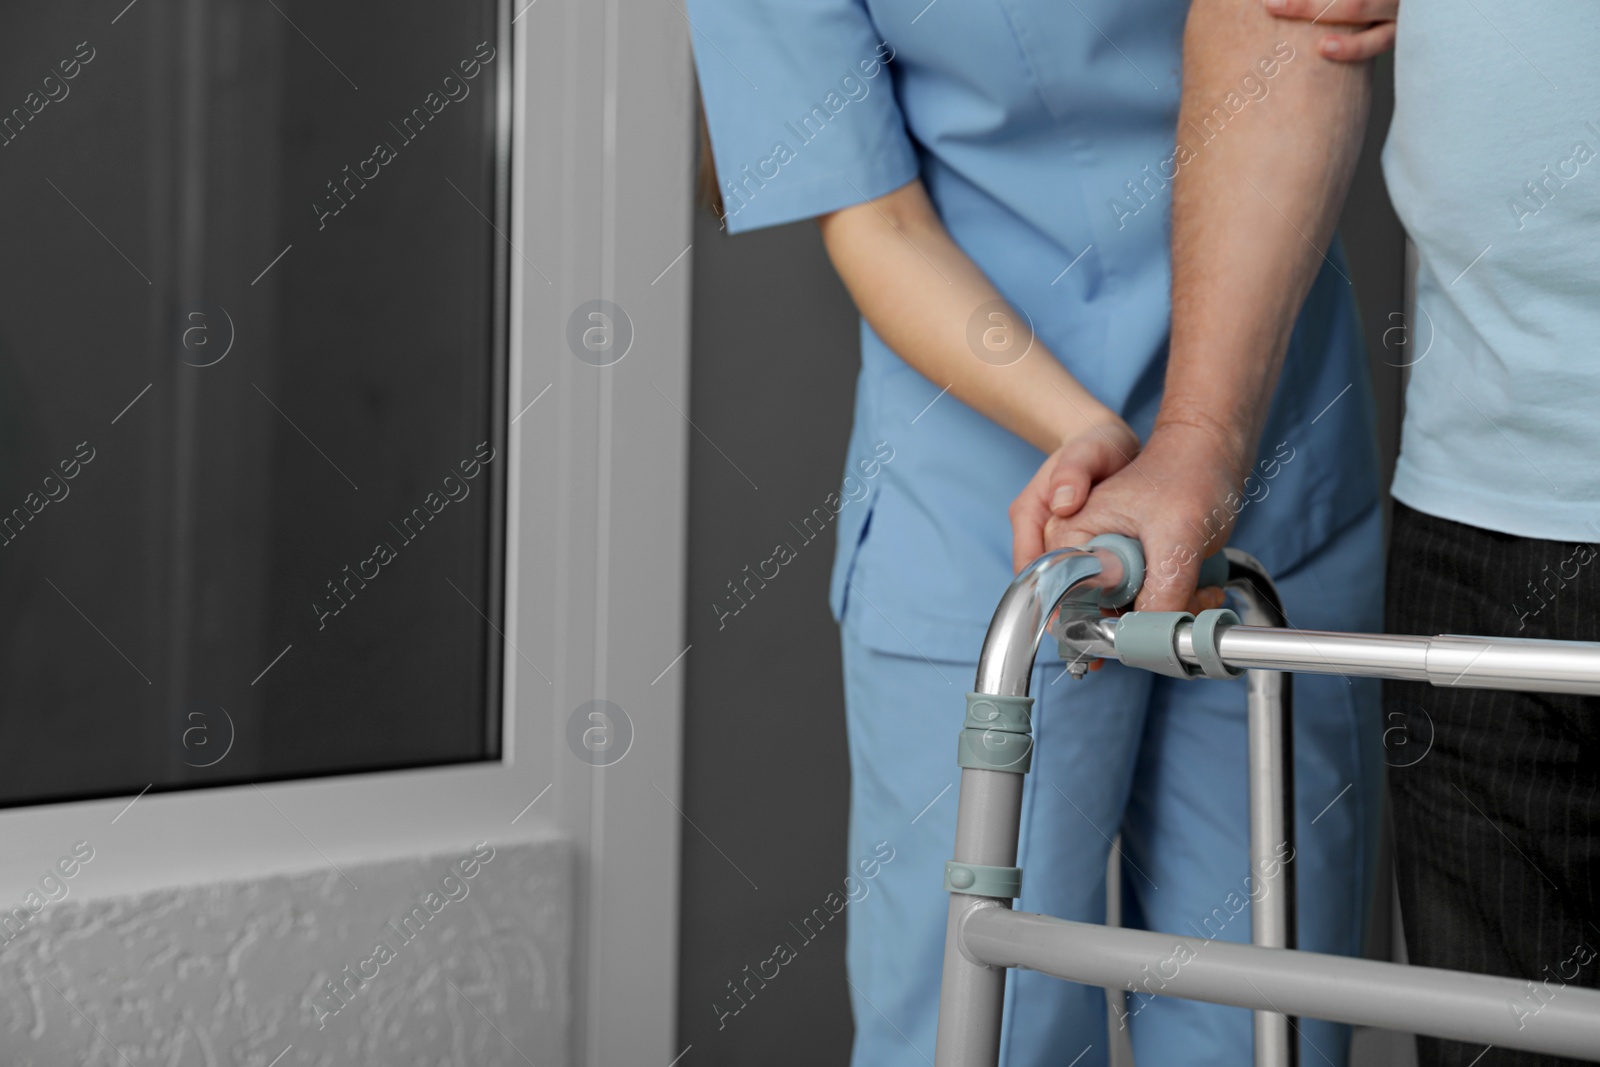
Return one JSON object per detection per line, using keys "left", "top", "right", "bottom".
{"left": 0, "top": 0, "right": 508, "bottom": 805}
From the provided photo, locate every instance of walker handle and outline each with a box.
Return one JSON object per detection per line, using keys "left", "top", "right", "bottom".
{"left": 1083, "top": 533, "right": 1230, "bottom": 610}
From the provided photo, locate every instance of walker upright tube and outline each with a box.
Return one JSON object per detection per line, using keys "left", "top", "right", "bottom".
{"left": 1224, "top": 548, "right": 1297, "bottom": 1067}
{"left": 933, "top": 546, "right": 1125, "bottom": 1067}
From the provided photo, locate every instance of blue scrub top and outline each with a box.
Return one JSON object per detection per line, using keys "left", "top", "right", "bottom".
{"left": 689, "top": 0, "right": 1380, "bottom": 662}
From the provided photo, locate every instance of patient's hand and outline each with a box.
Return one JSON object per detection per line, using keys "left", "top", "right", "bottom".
{"left": 1040, "top": 421, "right": 1241, "bottom": 614}
{"left": 1266, "top": 0, "right": 1398, "bottom": 62}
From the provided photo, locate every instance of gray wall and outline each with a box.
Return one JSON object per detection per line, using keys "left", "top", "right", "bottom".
{"left": 678, "top": 56, "right": 1411, "bottom": 1067}
{"left": 676, "top": 210, "right": 862, "bottom": 1063}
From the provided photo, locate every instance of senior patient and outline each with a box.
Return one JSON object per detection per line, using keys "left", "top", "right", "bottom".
{"left": 1039, "top": 1, "right": 1600, "bottom": 1064}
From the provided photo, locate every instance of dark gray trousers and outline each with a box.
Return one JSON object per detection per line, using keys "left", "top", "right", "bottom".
{"left": 1386, "top": 501, "right": 1600, "bottom": 1067}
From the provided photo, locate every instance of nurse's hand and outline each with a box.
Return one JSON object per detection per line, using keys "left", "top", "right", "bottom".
{"left": 1009, "top": 418, "right": 1140, "bottom": 575}
{"left": 1265, "top": 0, "right": 1398, "bottom": 62}
{"left": 1040, "top": 421, "right": 1241, "bottom": 613}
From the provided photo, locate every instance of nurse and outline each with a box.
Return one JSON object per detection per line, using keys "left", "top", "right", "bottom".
{"left": 688, "top": 3, "right": 1385, "bottom": 1064}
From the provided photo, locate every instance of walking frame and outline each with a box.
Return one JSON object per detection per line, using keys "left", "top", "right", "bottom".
{"left": 934, "top": 535, "right": 1600, "bottom": 1066}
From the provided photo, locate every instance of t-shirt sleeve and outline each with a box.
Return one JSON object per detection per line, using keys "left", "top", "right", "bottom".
{"left": 685, "top": 0, "right": 920, "bottom": 234}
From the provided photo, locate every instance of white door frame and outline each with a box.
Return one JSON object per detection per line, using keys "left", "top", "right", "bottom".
{"left": 0, "top": 2, "right": 694, "bottom": 1064}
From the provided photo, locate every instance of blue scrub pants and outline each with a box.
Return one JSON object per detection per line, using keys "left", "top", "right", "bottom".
{"left": 840, "top": 505, "right": 1384, "bottom": 1067}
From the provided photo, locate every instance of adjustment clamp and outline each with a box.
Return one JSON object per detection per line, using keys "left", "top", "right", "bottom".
{"left": 958, "top": 692, "right": 1035, "bottom": 774}
{"left": 1192, "top": 607, "right": 1244, "bottom": 679}
{"left": 1114, "top": 611, "right": 1196, "bottom": 678}
{"left": 944, "top": 861, "right": 1024, "bottom": 898}
{"left": 1114, "top": 607, "right": 1242, "bottom": 680}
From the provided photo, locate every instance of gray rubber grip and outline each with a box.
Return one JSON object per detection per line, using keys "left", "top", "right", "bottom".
{"left": 1115, "top": 611, "right": 1199, "bottom": 678}
{"left": 1086, "top": 533, "right": 1228, "bottom": 608}
{"left": 1191, "top": 607, "right": 1245, "bottom": 679}
{"left": 1085, "top": 533, "right": 1144, "bottom": 609}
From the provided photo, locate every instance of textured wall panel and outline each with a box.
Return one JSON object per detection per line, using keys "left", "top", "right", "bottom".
{"left": 0, "top": 838, "right": 572, "bottom": 1066}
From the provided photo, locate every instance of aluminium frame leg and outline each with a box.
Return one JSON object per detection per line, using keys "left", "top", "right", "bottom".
{"left": 1226, "top": 549, "right": 1298, "bottom": 1067}
{"left": 934, "top": 547, "right": 1120, "bottom": 1067}
{"left": 935, "top": 766, "right": 1026, "bottom": 1065}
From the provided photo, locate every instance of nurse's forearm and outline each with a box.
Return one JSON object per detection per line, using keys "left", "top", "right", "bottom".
{"left": 1159, "top": 0, "right": 1372, "bottom": 474}
{"left": 817, "top": 180, "right": 1121, "bottom": 455}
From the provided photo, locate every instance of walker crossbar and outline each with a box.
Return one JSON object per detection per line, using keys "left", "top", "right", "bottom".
{"left": 934, "top": 536, "right": 1600, "bottom": 1067}
{"left": 1063, "top": 615, "right": 1600, "bottom": 695}
{"left": 958, "top": 907, "right": 1600, "bottom": 1060}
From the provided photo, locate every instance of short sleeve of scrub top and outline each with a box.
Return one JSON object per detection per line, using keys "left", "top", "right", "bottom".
{"left": 688, "top": 1, "right": 920, "bottom": 234}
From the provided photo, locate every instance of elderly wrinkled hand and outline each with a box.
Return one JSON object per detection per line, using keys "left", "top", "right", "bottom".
{"left": 1040, "top": 422, "right": 1243, "bottom": 615}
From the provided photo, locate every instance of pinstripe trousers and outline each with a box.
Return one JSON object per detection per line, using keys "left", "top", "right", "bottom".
{"left": 1386, "top": 501, "right": 1600, "bottom": 1067}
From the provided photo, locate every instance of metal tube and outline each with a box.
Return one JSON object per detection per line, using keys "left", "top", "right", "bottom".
{"left": 1198, "top": 627, "right": 1600, "bottom": 695}
{"left": 1223, "top": 549, "right": 1296, "bottom": 1067}
{"left": 974, "top": 547, "right": 1126, "bottom": 696}
{"left": 937, "top": 547, "right": 1120, "bottom": 1067}
{"left": 1209, "top": 627, "right": 1435, "bottom": 681}
{"left": 960, "top": 908, "right": 1600, "bottom": 1061}
{"left": 935, "top": 770, "right": 1025, "bottom": 1066}
{"left": 1425, "top": 635, "right": 1600, "bottom": 694}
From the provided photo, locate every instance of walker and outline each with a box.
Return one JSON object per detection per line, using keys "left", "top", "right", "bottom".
{"left": 935, "top": 535, "right": 1600, "bottom": 1066}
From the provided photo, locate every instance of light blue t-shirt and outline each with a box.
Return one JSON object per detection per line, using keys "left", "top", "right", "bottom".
{"left": 689, "top": 0, "right": 1380, "bottom": 661}
{"left": 1383, "top": 1, "right": 1600, "bottom": 542}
